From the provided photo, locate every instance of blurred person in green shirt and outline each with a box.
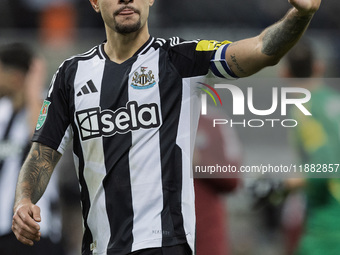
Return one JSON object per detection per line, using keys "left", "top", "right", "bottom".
{"left": 283, "top": 39, "right": 340, "bottom": 255}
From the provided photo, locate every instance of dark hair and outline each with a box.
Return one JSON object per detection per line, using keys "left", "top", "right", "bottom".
{"left": 0, "top": 43, "right": 34, "bottom": 73}
{"left": 286, "top": 39, "right": 314, "bottom": 78}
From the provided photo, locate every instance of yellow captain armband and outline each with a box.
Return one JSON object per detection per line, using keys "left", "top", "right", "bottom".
{"left": 196, "top": 40, "right": 232, "bottom": 52}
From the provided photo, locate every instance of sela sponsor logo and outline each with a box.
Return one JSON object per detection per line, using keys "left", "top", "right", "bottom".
{"left": 199, "top": 83, "right": 311, "bottom": 128}
{"left": 76, "top": 101, "right": 160, "bottom": 140}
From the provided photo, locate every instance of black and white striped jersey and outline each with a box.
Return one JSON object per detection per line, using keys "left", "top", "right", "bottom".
{"left": 32, "top": 36, "right": 233, "bottom": 255}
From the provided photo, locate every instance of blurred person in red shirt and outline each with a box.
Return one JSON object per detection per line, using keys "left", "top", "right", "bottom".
{"left": 194, "top": 110, "right": 242, "bottom": 255}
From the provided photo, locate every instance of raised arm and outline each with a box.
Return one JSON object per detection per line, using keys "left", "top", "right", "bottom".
{"left": 226, "top": 0, "right": 321, "bottom": 77}
{"left": 12, "top": 142, "right": 61, "bottom": 246}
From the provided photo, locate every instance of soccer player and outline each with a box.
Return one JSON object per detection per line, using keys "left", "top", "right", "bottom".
{"left": 12, "top": 0, "right": 321, "bottom": 255}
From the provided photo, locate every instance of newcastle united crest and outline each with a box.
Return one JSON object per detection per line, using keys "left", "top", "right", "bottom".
{"left": 131, "top": 67, "right": 156, "bottom": 90}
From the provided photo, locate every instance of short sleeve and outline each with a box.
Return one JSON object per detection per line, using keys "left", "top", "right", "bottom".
{"left": 168, "top": 38, "right": 237, "bottom": 79}
{"left": 32, "top": 63, "right": 73, "bottom": 154}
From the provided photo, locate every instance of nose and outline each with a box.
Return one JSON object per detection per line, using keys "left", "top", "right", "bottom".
{"left": 119, "top": 0, "right": 133, "bottom": 3}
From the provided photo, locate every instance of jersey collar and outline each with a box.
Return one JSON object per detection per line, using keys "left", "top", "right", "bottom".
{"left": 99, "top": 36, "right": 154, "bottom": 61}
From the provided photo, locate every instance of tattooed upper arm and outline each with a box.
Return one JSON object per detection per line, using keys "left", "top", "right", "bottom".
{"left": 224, "top": 42, "right": 250, "bottom": 77}
{"left": 261, "top": 11, "right": 312, "bottom": 57}
{"left": 229, "top": 53, "right": 247, "bottom": 76}
{"left": 15, "top": 142, "right": 61, "bottom": 204}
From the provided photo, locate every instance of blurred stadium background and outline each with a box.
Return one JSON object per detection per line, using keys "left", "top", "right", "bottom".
{"left": 1, "top": 1, "right": 339, "bottom": 255}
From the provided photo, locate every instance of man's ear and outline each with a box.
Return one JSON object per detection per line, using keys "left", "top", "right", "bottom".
{"left": 89, "top": 0, "right": 100, "bottom": 13}
{"left": 149, "top": 0, "right": 155, "bottom": 7}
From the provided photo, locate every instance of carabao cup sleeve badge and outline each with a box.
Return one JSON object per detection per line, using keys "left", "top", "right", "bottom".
{"left": 36, "top": 100, "right": 51, "bottom": 130}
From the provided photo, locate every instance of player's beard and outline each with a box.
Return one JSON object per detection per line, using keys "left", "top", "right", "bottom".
{"left": 114, "top": 19, "right": 141, "bottom": 34}
{"left": 113, "top": 6, "right": 142, "bottom": 34}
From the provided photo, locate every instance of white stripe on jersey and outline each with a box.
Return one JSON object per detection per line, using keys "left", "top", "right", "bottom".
{"left": 128, "top": 48, "right": 163, "bottom": 252}
{"left": 0, "top": 98, "right": 12, "bottom": 138}
{"left": 57, "top": 125, "right": 73, "bottom": 154}
{"left": 176, "top": 40, "right": 200, "bottom": 45}
{"left": 170, "top": 37, "right": 180, "bottom": 47}
{"left": 49, "top": 45, "right": 100, "bottom": 98}
{"left": 48, "top": 72, "right": 57, "bottom": 98}
{"left": 176, "top": 77, "right": 201, "bottom": 254}
{"left": 170, "top": 38, "right": 200, "bottom": 47}
{"left": 74, "top": 56, "right": 111, "bottom": 254}
{"left": 78, "top": 46, "right": 98, "bottom": 58}
{"left": 155, "top": 38, "right": 166, "bottom": 47}
{"left": 98, "top": 44, "right": 106, "bottom": 59}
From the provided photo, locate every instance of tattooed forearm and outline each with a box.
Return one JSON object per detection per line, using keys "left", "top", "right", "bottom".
{"left": 262, "top": 10, "right": 313, "bottom": 56}
{"left": 230, "top": 53, "right": 247, "bottom": 76}
{"left": 15, "top": 142, "right": 61, "bottom": 205}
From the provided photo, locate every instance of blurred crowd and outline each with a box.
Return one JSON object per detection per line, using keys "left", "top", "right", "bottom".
{"left": 1, "top": 1, "right": 340, "bottom": 255}
{"left": 1, "top": 0, "right": 340, "bottom": 30}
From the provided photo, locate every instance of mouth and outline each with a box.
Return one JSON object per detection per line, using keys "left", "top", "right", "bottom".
{"left": 115, "top": 7, "right": 139, "bottom": 16}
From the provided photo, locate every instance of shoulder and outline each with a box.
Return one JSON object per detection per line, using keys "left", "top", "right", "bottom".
{"left": 152, "top": 37, "right": 200, "bottom": 52}
{"left": 152, "top": 37, "right": 231, "bottom": 53}
{"left": 57, "top": 44, "right": 105, "bottom": 75}
{"left": 150, "top": 37, "right": 231, "bottom": 77}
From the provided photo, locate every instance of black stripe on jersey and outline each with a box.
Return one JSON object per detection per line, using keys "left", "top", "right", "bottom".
{"left": 134, "top": 36, "right": 154, "bottom": 56}
{"left": 100, "top": 60, "right": 135, "bottom": 254}
{"left": 158, "top": 50, "right": 186, "bottom": 247}
{"left": 158, "top": 38, "right": 212, "bottom": 78}
{"left": 74, "top": 138, "right": 94, "bottom": 255}
{"left": 69, "top": 62, "right": 94, "bottom": 254}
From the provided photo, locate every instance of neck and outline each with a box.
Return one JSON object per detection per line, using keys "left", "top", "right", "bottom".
{"left": 104, "top": 23, "right": 150, "bottom": 64}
